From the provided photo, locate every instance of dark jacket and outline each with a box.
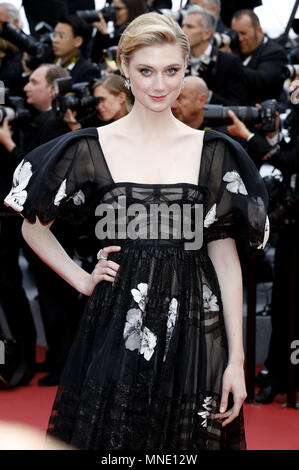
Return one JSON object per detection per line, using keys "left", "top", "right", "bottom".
{"left": 187, "top": 47, "right": 249, "bottom": 105}
{"left": 235, "top": 36, "right": 288, "bottom": 104}
{"left": 64, "top": 54, "right": 101, "bottom": 84}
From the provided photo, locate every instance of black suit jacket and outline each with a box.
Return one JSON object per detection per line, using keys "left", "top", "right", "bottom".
{"left": 69, "top": 55, "right": 101, "bottom": 84}
{"left": 188, "top": 48, "right": 249, "bottom": 105}
{"left": 236, "top": 37, "right": 288, "bottom": 104}
{"left": 209, "top": 49, "right": 249, "bottom": 105}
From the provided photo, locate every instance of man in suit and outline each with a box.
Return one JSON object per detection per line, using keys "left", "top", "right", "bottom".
{"left": 182, "top": 5, "right": 249, "bottom": 105}
{"left": 51, "top": 14, "right": 100, "bottom": 84}
{"left": 231, "top": 9, "right": 288, "bottom": 104}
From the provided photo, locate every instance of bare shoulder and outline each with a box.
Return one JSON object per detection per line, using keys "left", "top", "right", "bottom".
{"left": 96, "top": 117, "right": 129, "bottom": 143}
{"left": 173, "top": 119, "right": 205, "bottom": 143}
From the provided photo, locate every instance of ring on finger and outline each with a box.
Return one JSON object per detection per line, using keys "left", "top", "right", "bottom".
{"left": 97, "top": 249, "right": 108, "bottom": 261}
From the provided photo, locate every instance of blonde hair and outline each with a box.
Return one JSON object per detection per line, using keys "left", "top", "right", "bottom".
{"left": 93, "top": 74, "right": 132, "bottom": 113}
{"left": 117, "top": 12, "right": 190, "bottom": 74}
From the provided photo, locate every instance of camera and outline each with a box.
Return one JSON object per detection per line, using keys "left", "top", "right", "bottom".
{"left": 213, "top": 30, "right": 239, "bottom": 50}
{"left": 52, "top": 77, "right": 97, "bottom": 121}
{"left": 0, "top": 90, "right": 31, "bottom": 124}
{"left": 282, "top": 64, "right": 299, "bottom": 80}
{"left": 196, "top": 52, "right": 217, "bottom": 76}
{"left": 203, "top": 99, "right": 278, "bottom": 132}
{"left": 76, "top": 1, "right": 115, "bottom": 24}
{"left": 263, "top": 174, "right": 299, "bottom": 228}
{"left": 0, "top": 22, "right": 54, "bottom": 69}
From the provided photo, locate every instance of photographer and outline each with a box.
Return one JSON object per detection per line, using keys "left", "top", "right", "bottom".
{"left": 51, "top": 14, "right": 100, "bottom": 84}
{"left": 231, "top": 9, "right": 288, "bottom": 105}
{"left": 90, "top": 0, "right": 148, "bottom": 65}
{"left": 52, "top": 72, "right": 130, "bottom": 138}
{"left": 0, "top": 2, "right": 26, "bottom": 96}
{"left": 226, "top": 96, "right": 299, "bottom": 404}
{"left": 171, "top": 75, "right": 210, "bottom": 129}
{"left": 0, "top": 64, "right": 71, "bottom": 155}
{"left": 182, "top": 5, "right": 248, "bottom": 106}
{"left": 1, "top": 63, "right": 83, "bottom": 386}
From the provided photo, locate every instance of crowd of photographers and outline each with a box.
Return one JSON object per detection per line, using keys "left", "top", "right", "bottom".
{"left": 0, "top": 0, "right": 298, "bottom": 404}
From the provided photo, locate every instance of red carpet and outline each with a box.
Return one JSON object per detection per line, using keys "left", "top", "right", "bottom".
{"left": 0, "top": 347, "right": 298, "bottom": 450}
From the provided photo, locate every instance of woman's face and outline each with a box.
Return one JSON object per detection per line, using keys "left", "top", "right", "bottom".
{"left": 112, "top": 0, "right": 128, "bottom": 27}
{"left": 94, "top": 85, "right": 125, "bottom": 122}
{"left": 123, "top": 43, "right": 186, "bottom": 114}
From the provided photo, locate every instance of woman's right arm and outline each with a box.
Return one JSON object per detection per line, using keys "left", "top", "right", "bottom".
{"left": 22, "top": 218, "right": 121, "bottom": 296}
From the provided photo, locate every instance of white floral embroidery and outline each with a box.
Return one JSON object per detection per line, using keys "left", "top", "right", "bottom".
{"left": 167, "top": 298, "right": 178, "bottom": 330}
{"left": 54, "top": 179, "right": 67, "bottom": 206}
{"left": 140, "top": 327, "right": 157, "bottom": 361}
{"left": 257, "top": 216, "right": 270, "bottom": 250}
{"left": 197, "top": 396, "right": 213, "bottom": 428}
{"left": 202, "top": 284, "right": 219, "bottom": 312}
{"left": 123, "top": 308, "right": 143, "bottom": 352}
{"left": 123, "top": 284, "right": 157, "bottom": 361}
{"left": 204, "top": 204, "right": 218, "bottom": 228}
{"left": 223, "top": 171, "right": 248, "bottom": 196}
{"left": 4, "top": 160, "right": 33, "bottom": 212}
{"left": 163, "top": 298, "right": 178, "bottom": 362}
{"left": 72, "top": 189, "right": 85, "bottom": 206}
{"left": 131, "top": 283, "right": 148, "bottom": 312}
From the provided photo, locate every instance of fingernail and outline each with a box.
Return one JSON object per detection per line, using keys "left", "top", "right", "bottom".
{"left": 220, "top": 407, "right": 225, "bottom": 413}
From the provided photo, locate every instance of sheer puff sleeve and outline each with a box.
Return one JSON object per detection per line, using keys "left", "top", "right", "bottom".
{"left": 201, "top": 131, "right": 269, "bottom": 250}
{"left": 4, "top": 129, "right": 99, "bottom": 225}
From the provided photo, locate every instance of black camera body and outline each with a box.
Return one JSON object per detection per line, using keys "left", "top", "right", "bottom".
{"left": 0, "top": 89, "right": 32, "bottom": 124}
{"left": 196, "top": 52, "right": 217, "bottom": 76}
{"left": 52, "top": 77, "right": 97, "bottom": 121}
{"left": 0, "top": 22, "right": 54, "bottom": 69}
{"left": 76, "top": 2, "right": 115, "bottom": 24}
{"left": 203, "top": 99, "right": 278, "bottom": 132}
{"left": 282, "top": 63, "right": 299, "bottom": 81}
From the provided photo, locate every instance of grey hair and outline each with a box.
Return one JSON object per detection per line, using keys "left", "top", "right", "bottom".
{"left": 184, "top": 5, "right": 217, "bottom": 33}
{"left": 198, "top": 0, "right": 221, "bottom": 13}
{"left": 0, "top": 2, "right": 21, "bottom": 23}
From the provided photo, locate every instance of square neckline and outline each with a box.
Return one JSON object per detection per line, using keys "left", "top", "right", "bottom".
{"left": 95, "top": 127, "right": 205, "bottom": 190}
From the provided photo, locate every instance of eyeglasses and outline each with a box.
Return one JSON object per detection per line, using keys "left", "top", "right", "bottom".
{"left": 50, "top": 32, "right": 69, "bottom": 40}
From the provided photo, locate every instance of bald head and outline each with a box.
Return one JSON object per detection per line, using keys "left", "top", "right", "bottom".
{"left": 172, "top": 76, "right": 209, "bottom": 129}
{"left": 184, "top": 75, "right": 209, "bottom": 97}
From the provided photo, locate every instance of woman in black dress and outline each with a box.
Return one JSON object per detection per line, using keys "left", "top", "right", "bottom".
{"left": 4, "top": 12, "right": 269, "bottom": 450}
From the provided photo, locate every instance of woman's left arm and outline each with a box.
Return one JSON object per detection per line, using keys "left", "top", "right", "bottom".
{"left": 207, "top": 237, "right": 247, "bottom": 426}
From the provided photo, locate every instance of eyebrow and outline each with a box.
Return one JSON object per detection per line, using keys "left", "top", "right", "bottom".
{"left": 136, "top": 64, "right": 182, "bottom": 68}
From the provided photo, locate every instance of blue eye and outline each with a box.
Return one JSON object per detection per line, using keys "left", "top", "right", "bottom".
{"left": 167, "top": 68, "right": 179, "bottom": 76}
{"left": 140, "top": 68, "right": 152, "bottom": 76}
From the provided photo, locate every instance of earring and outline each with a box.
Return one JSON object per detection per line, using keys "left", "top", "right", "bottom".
{"left": 124, "top": 77, "right": 131, "bottom": 90}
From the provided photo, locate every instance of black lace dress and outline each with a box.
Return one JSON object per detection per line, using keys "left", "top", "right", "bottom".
{"left": 4, "top": 128, "right": 269, "bottom": 450}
